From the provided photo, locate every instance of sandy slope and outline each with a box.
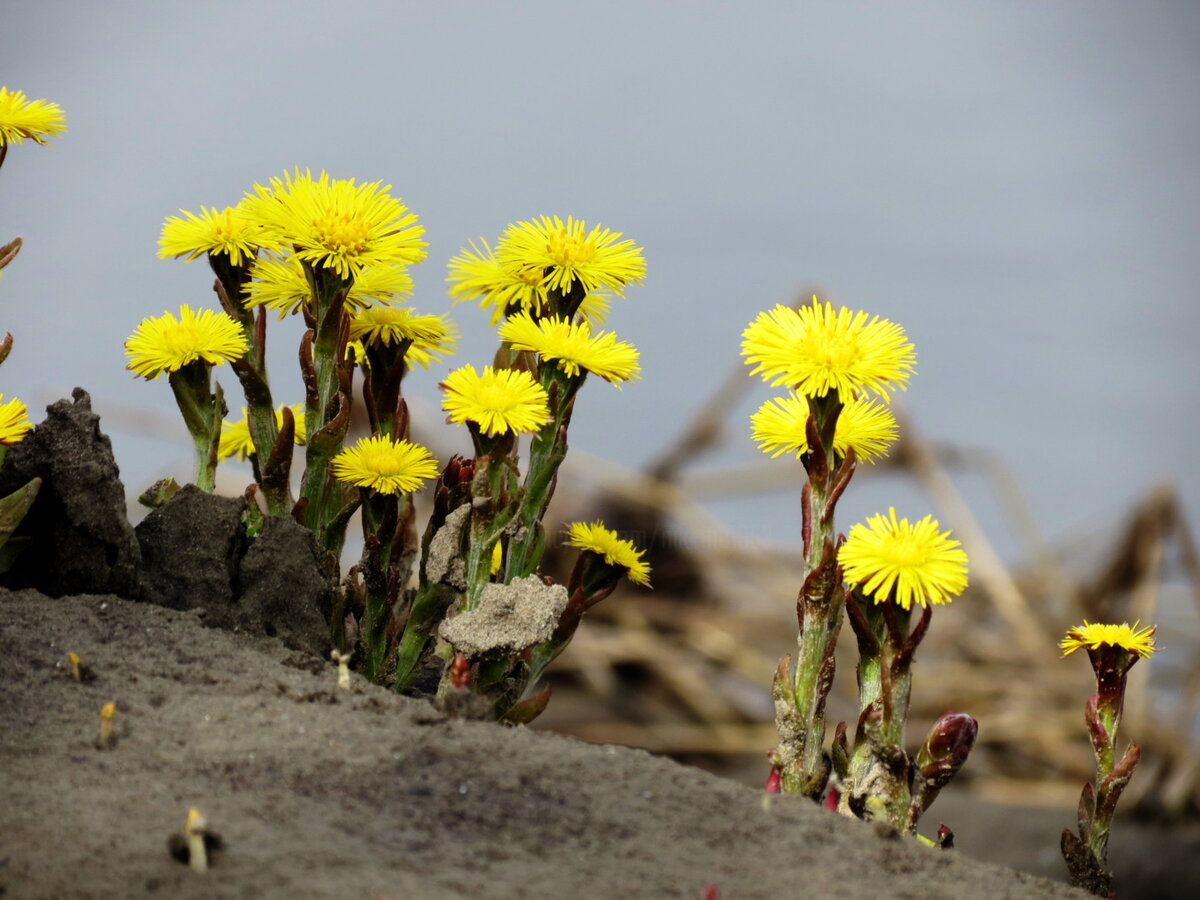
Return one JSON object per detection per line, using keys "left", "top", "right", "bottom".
{"left": 0, "top": 588, "right": 1087, "bottom": 900}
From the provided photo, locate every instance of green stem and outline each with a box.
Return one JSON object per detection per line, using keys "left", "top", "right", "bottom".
{"left": 168, "top": 362, "right": 223, "bottom": 492}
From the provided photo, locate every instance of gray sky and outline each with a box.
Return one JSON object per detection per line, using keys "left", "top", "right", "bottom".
{"left": 4, "top": 0, "right": 1198, "bottom": 562}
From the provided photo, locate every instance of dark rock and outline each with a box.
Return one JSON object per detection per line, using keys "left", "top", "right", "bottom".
{"left": 236, "top": 516, "right": 332, "bottom": 656}
{"left": 135, "top": 485, "right": 246, "bottom": 617}
{"left": 0, "top": 388, "right": 140, "bottom": 597}
{"left": 136, "top": 486, "right": 331, "bottom": 656}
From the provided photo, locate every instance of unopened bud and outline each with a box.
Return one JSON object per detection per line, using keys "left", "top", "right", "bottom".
{"left": 96, "top": 702, "right": 117, "bottom": 749}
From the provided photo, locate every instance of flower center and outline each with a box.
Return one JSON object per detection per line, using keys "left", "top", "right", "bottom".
{"left": 312, "top": 212, "right": 371, "bottom": 254}
{"left": 806, "top": 332, "right": 861, "bottom": 372}
{"left": 885, "top": 536, "right": 927, "bottom": 568}
{"left": 364, "top": 447, "right": 404, "bottom": 475}
{"left": 546, "top": 229, "right": 595, "bottom": 267}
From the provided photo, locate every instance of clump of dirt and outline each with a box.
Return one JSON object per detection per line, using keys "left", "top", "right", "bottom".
{"left": 0, "top": 388, "right": 139, "bottom": 596}
{"left": 439, "top": 575, "right": 568, "bottom": 657}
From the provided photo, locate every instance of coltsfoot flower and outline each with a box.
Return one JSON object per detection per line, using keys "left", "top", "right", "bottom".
{"left": 565, "top": 520, "right": 651, "bottom": 585}
{"left": 498, "top": 312, "right": 640, "bottom": 384}
{"left": 218, "top": 405, "right": 306, "bottom": 461}
{"left": 440, "top": 365, "right": 551, "bottom": 436}
{"left": 348, "top": 306, "right": 458, "bottom": 367}
{"left": 124, "top": 305, "right": 248, "bottom": 379}
{"left": 241, "top": 168, "right": 426, "bottom": 280}
{"left": 838, "top": 507, "right": 968, "bottom": 609}
{"left": 331, "top": 435, "right": 439, "bottom": 495}
{"left": 446, "top": 238, "right": 613, "bottom": 325}
{"left": 0, "top": 87, "right": 66, "bottom": 146}
{"left": 0, "top": 394, "right": 33, "bottom": 445}
{"left": 742, "top": 297, "right": 915, "bottom": 399}
{"left": 244, "top": 255, "right": 416, "bottom": 318}
{"left": 495, "top": 216, "right": 645, "bottom": 300}
{"left": 751, "top": 392, "right": 897, "bottom": 463}
{"left": 158, "top": 204, "right": 265, "bottom": 266}
{"left": 1060, "top": 621, "right": 1156, "bottom": 659}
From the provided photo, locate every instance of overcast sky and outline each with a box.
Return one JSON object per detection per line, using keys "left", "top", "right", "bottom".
{"left": 4, "top": 0, "right": 1198, "bottom": 563}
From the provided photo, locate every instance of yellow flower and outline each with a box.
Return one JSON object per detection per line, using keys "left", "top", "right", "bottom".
{"left": 440, "top": 365, "right": 551, "bottom": 436}
{"left": 490, "top": 541, "right": 504, "bottom": 576}
{"left": 124, "top": 305, "right": 247, "bottom": 379}
{"left": 158, "top": 204, "right": 266, "bottom": 266}
{"left": 331, "top": 435, "right": 439, "bottom": 495}
{"left": 244, "top": 255, "right": 415, "bottom": 319}
{"left": 0, "top": 87, "right": 66, "bottom": 146}
{"left": 1060, "top": 621, "right": 1156, "bottom": 659}
{"left": 742, "top": 298, "right": 916, "bottom": 400}
{"left": 838, "top": 508, "right": 968, "bottom": 609}
{"left": 0, "top": 394, "right": 33, "bottom": 445}
{"left": 218, "top": 405, "right": 307, "bottom": 461}
{"left": 495, "top": 216, "right": 645, "bottom": 300}
{"left": 565, "top": 520, "right": 651, "bottom": 586}
{"left": 241, "top": 168, "right": 426, "bottom": 280}
{"left": 750, "top": 392, "right": 897, "bottom": 463}
{"left": 446, "top": 238, "right": 612, "bottom": 325}
{"left": 349, "top": 306, "right": 457, "bottom": 354}
{"left": 498, "top": 312, "right": 640, "bottom": 384}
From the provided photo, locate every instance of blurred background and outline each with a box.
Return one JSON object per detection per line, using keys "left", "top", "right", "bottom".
{"left": 4, "top": 1, "right": 1199, "bottom": 893}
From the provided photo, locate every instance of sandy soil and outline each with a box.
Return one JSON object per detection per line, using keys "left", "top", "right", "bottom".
{"left": 0, "top": 588, "right": 1091, "bottom": 900}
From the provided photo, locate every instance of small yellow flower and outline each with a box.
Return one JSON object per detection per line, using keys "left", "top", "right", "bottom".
{"left": 1060, "top": 621, "right": 1156, "bottom": 659}
{"left": 446, "top": 238, "right": 612, "bottom": 325}
{"left": 0, "top": 394, "right": 33, "bottom": 445}
{"left": 440, "top": 365, "right": 551, "bottom": 436}
{"left": 498, "top": 312, "right": 640, "bottom": 384}
{"left": 158, "top": 204, "right": 266, "bottom": 266}
{"left": 241, "top": 168, "right": 426, "bottom": 280}
{"left": 490, "top": 541, "right": 504, "bottom": 576}
{"left": 218, "top": 405, "right": 307, "bottom": 461}
{"left": 331, "top": 435, "right": 439, "bottom": 495}
{"left": 349, "top": 306, "right": 458, "bottom": 360}
{"left": 838, "top": 507, "right": 968, "bottom": 609}
{"left": 565, "top": 520, "right": 651, "bottom": 586}
{"left": 244, "top": 255, "right": 416, "bottom": 319}
{"left": 124, "top": 305, "right": 248, "bottom": 379}
{"left": 0, "top": 87, "right": 66, "bottom": 146}
{"left": 742, "top": 298, "right": 916, "bottom": 400}
{"left": 750, "top": 392, "right": 898, "bottom": 463}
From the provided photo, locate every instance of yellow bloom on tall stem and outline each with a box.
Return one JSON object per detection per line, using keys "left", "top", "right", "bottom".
{"left": 219, "top": 404, "right": 306, "bottom": 461}
{"left": 331, "top": 435, "right": 439, "bottom": 495}
{"left": 349, "top": 306, "right": 457, "bottom": 354}
{"left": 1060, "top": 621, "right": 1156, "bottom": 659}
{"left": 496, "top": 215, "right": 646, "bottom": 299}
{"left": 0, "top": 395, "right": 33, "bottom": 445}
{"left": 565, "top": 520, "right": 651, "bottom": 585}
{"left": 0, "top": 87, "right": 66, "bottom": 146}
{"left": 751, "top": 392, "right": 897, "bottom": 463}
{"left": 742, "top": 297, "right": 916, "bottom": 399}
{"left": 440, "top": 365, "right": 551, "bottom": 436}
{"left": 124, "top": 305, "right": 248, "bottom": 379}
{"left": 838, "top": 507, "right": 968, "bottom": 609}
{"left": 158, "top": 204, "right": 266, "bottom": 266}
{"left": 244, "top": 255, "right": 416, "bottom": 318}
{"left": 498, "top": 312, "right": 640, "bottom": 384}
{"left": 446, "top": 238, "right": 613, "bottom": 325}
{"left": 241, "top": 168, "right": 426, "bottom": 280}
